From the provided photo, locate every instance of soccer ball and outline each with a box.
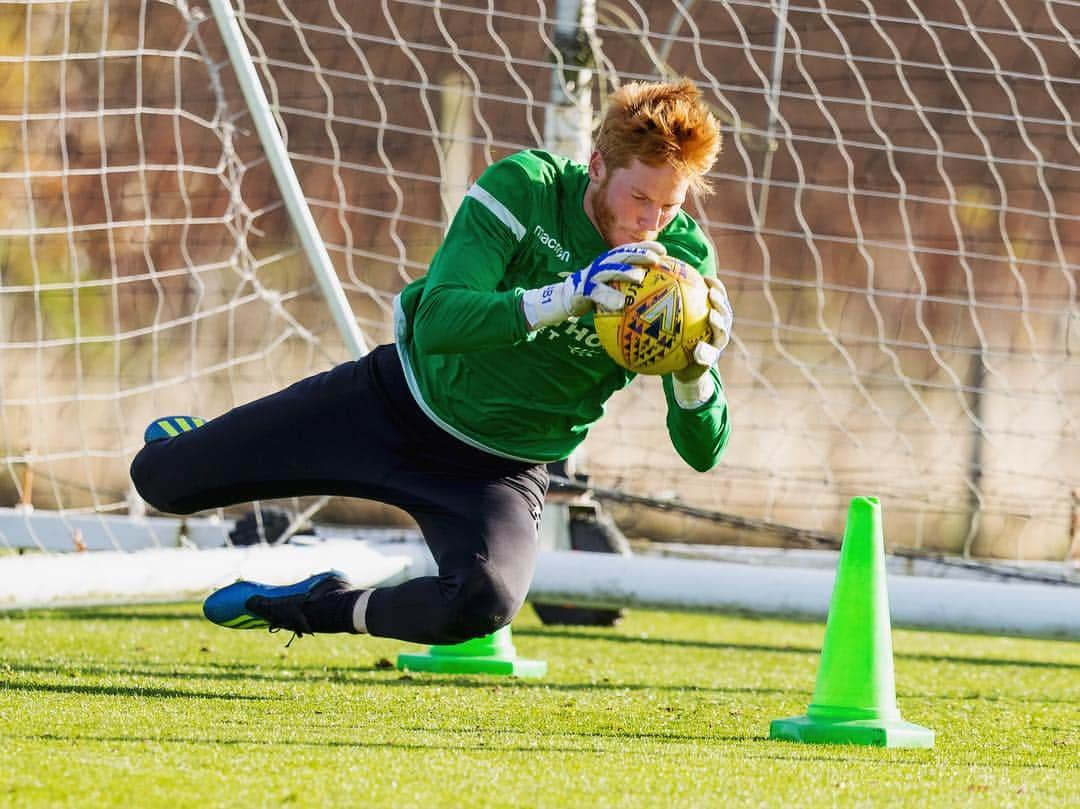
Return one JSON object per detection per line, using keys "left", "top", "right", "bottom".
{"left": 594, "top": 256, "right": 711, "bottom": 375}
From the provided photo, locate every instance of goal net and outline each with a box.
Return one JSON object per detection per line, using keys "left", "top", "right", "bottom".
{"left": 1, "top": 0, "right": 1077, "bottom": 605}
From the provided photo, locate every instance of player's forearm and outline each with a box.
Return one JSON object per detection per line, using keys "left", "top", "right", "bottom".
{"left": 412, "top": 283, "right": 530, "bottom": 354}
{"left": 663, "top": 370, "right": 730, "bottom": 472}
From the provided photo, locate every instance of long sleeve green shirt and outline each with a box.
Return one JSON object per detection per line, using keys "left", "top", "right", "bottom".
{"left": 394, "top": 149, "right": 729, "bottom": 470}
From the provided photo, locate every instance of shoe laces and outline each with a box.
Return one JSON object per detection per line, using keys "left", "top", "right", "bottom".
{"left": 268, "top": 625, "right": 305, "bottom": 647}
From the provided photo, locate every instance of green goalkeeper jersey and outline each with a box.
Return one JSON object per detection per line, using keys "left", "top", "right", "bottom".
{"left": 394, "top": 149, "right": 729, "bottom": 470}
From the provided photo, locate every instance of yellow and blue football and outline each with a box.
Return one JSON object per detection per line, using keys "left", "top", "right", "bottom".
{"left": 594, "top": 256, "right": 711, "bottom": 376}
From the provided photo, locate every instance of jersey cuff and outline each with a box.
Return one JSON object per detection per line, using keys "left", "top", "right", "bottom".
{"left": 672, "top": 373, "right": 716, "bottom": 409}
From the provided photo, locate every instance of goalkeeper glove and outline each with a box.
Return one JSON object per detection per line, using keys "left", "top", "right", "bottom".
{"left": 672, "top": 276, "right": 733, "bottom": 407}
{"left": 521, "top": 241, "right": 666, "bottom": 330}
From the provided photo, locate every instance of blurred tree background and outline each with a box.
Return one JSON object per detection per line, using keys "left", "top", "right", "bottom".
{"left": 0, "top": 0, "right": 1076, "bottom": 560}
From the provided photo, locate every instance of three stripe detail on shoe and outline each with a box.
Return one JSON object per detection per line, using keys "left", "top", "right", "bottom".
{"left": 220, "top": 614, "right": 268, "bottom": 629}
{"left": 154, "top": 416, "right": 205, "bottom": 437}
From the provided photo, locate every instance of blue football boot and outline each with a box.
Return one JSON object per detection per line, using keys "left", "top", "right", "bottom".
{"left": 203, "top": 570, "right": 351, "bottom": 637}
{"left": 144, "top": 415, "right": 206, "bottom": 443}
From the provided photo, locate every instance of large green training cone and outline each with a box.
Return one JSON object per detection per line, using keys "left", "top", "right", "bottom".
{"left": 770, "top": 497, "right": 934, "bottom": 747}
{"left": 396, "top": 625, "right": 547, "bottom": 677}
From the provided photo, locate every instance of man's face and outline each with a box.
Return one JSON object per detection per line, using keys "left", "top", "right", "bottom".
{"left": 586, "top": 154, "right": 690, "bottom": 247}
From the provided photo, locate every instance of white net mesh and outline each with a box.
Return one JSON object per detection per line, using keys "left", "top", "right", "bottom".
{"left": 1, "top": 0, "right": 1077, "bottom": 561}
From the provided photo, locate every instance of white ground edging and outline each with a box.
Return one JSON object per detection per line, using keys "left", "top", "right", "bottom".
{"left": 2, "top": 531, "right": 1076, "bottom": 638}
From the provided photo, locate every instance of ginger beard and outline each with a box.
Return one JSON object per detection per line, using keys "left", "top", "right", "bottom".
{"left": 588, "top": 173, "right": 621, "bottom": 247}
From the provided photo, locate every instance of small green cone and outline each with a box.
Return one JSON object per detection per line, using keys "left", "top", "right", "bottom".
{"left": 396, "top": 625, "right": 547, "bottom": 677}
{"left": 770, "top": 496, "right": 934, "bottom": 748}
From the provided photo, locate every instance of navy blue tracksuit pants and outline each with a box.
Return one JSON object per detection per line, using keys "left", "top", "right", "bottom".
{"left": 130, "top": 344, "right": 549, "bottom": 644}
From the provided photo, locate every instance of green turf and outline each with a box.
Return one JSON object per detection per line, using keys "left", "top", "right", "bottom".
{"left": 1, "top": 605, "right": 1076, "bottom": 808}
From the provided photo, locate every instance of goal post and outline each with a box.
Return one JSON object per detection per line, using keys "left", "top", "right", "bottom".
{"left": 1, "top": 0, "right": 1077, "bottom": 608}
{"left": 206, "top": 0, "right": 367, "bottom": 360}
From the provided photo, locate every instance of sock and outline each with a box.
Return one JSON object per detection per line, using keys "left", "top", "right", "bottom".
{"left": 300, "top": 588, "right": 365, "bottom": 634}
{"left": 351, "top": 589, "right": 373, "bottom": 634}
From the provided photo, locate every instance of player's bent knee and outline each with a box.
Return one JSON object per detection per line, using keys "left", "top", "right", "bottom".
{"left": 449, "top": 602, "right": 513, "bottom": 640}
{"left": 129, "top": 445, "right": 195, "bottom": 515}
{"left": 440, "top": 560, "right": 522, "bottom": 642}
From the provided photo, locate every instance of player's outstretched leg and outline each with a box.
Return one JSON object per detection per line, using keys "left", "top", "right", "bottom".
{"left": 131, "top": 350, "right": 400, "bottom": 516}
{"left": 143, "top": 415, "right": 206, "bottom": 443}
{"left": 203, "top": 570, "right": 359, "bottom": 638}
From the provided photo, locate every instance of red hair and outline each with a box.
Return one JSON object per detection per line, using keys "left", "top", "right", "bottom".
{"left": 594, "top": 79, "right": 721, "bottom": 195}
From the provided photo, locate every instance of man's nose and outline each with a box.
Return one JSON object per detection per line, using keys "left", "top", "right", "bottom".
{"left": 639, "top": 203, "right": 662, "bottom": 229}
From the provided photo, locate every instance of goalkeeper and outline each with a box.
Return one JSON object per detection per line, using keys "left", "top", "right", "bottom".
{"left": 130, "top": 78, "right": 733, "bottom": 645}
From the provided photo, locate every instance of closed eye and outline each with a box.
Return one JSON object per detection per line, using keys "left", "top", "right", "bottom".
{"left": 634, "top": 193, "right": 679, "bottom": 210}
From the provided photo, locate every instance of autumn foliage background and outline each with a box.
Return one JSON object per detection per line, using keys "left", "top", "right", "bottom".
{"left": 0, "top": 1, "right": 1077, "bottom": 560}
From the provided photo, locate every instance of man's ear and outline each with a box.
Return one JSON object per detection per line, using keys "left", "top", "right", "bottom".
{"left": 588, "top": 151, "right": 606, "bottom": 182}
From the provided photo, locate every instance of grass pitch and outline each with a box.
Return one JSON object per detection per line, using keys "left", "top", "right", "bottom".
{"left": 1, "top": 604, "right": 1076, "bottom": 808}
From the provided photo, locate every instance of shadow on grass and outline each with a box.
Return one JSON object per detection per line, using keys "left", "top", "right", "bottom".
{"left": 517, "top": 627, "right": 820, "bottom": 656}
{"left": 7, "top": 610, "right": 1076, "bottom": 671}
{"left": 734, "top": 747, "right": 1071, "bottom": 771}
{"left": 15, "top": 729, "right": 750, "bottom": 754}
{"left": 347, "top": 673, "right": 1080, "bottom": 705}
{"left": 2, "top": 608, "right": 200, "bottom": 622}
{"left": 17, "top": 730, "right": 1067, "bottom": 771}
{"left": 2, "top": 659, "right": 805, "bottom": 698}
{"left": 514, "top": 627, "right": 1080, "bottom": 670}
{"left": 7, "top": 659, "right": 1074, "bottom": 707}
{"left": 1, "top": 679, "right": 267, "bottom": 701}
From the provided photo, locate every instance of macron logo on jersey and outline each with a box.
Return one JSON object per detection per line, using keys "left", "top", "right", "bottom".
{"left": 534, "top": 225, "right": 571, "bottom": 263}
